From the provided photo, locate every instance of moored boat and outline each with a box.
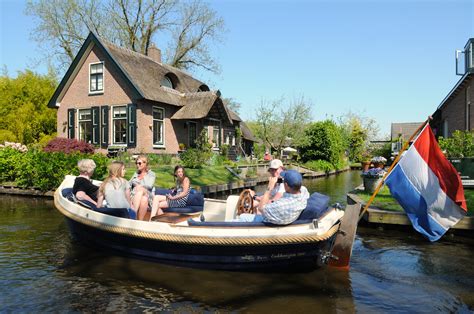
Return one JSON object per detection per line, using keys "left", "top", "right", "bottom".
{"left": 54, "top": 175, "right": 359, "bottom": 271}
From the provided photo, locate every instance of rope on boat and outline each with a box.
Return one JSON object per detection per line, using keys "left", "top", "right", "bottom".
{"left": 54, "top": 190, "right": 339, "bottom": 246}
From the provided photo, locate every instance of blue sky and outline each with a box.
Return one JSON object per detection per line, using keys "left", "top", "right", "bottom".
{"left": 1, "top": 0, "right": 473, "bottom": 138}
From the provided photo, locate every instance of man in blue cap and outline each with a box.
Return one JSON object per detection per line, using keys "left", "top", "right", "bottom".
{"left": 239, "top": 169, "right": 309, "bottom": 225}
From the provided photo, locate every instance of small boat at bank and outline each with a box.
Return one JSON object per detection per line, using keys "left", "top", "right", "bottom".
{"left": 54, "top": 175, "right": 360, "bottom": 271}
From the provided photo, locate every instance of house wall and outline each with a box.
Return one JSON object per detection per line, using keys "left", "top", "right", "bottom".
{"left": 57, "top": 45, "right": 135, "bottom": 143}
{"left": 439, "top": 79, "right": 474, "bottom": 136}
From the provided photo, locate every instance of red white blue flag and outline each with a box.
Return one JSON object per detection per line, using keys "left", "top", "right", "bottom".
{"left": 385, "top": 124, "right": 467, "bottom": 241}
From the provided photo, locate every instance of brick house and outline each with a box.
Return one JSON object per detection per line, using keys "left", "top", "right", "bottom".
{"left": 48, "top": 32, "right": 256, "bottom": 158}
{"left": 431, "top": 38, "right": 474, "bottom": 137}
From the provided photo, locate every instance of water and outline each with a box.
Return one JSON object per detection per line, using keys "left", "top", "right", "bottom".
{"left": 1, "top": 171, "right": 473, "bottom": 312}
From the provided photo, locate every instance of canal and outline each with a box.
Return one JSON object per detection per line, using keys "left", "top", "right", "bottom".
{"left": 1, "top": 171, "right": 473, "bottom": 312}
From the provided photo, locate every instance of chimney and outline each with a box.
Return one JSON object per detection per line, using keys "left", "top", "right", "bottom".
{"left": 148, "top": 44, "right": 161, "bottom": 63}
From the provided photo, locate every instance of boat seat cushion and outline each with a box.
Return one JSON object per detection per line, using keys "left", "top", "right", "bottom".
{"left": 155, "top": 188, "right": 204, "bottom": 213}
{"left": 62, "top": 188, "right": 132, "bottom": 219}
{"left": 297, "top": 192, "right": 331, "bottom": 221}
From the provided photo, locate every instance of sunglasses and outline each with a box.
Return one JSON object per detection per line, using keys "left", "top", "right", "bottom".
{"left": 136, "top": 161, "right": 146, "bottom": 165}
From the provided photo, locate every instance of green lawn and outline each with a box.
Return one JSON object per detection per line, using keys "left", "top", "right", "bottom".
{"left": 125, "top": 165, "right": 239, "bottom": 188}
{"left": 354, "top": 185, "right": 474, "bottom": 215}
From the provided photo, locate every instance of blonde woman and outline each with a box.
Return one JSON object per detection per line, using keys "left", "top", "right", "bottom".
{"left": 73, "top": 159, "right": 99, "bottom": 206}
{"left": 97, "top": 161, "right": 135, "bottom": 218}
{"left": 129, "top": 155, "right": 156, "bottom": 220}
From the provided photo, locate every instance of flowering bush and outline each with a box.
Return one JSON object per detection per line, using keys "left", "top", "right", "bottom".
{"left": 43, "top": 137, "right": 95, "bottom": 154}
{"left": 371, "top": 156, "right": 387, "bottom": 164}
{"left": 0, "top": 142, "right": 28, "bottom": 152}
{"left": 361, "top": 167, "right": 386, "bottom": 178}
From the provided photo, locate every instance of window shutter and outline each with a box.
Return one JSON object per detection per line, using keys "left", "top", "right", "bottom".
{"left": 67, "top": 109, "right": 75, "bottom": 139}
{"left": 127, "top": 103, "right": 137, "bottom": 148}
{"left": 91, "top": 106, "right": 100, "bottom": 145}
{"left": 100, "top": 106, "right": 109, "bottom": 148}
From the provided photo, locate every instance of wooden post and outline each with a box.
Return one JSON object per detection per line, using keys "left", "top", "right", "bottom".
{"left": 328, "top": 196, "right": 361, "bottom": 269}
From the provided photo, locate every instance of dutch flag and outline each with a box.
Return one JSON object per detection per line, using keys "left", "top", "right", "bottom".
{"left": 385, "top": 124, "right": 467, "bottom": 241}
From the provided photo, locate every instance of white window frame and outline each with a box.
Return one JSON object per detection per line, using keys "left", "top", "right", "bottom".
{"left": 78, "top": 108, "right": 92, "bottom": 143}
{"left": 153, "top": 106, "right": 165, "bottom": 147}
{"left": 89, "top": 62, "right": 104, "bottom": 94}
{"left": 112, "top": 105, "right": 127, "bottom": 145}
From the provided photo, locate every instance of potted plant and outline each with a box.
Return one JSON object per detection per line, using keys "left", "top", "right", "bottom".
{"left": 361, "top": 167, "right": 386, "bottom": 193}
{"left": 371, "top": 156, "right": 387, "bottom": 169}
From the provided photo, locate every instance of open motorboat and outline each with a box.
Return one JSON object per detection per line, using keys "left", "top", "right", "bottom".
{"left": 54, "top": 175, "right": 360, "bottom": 271}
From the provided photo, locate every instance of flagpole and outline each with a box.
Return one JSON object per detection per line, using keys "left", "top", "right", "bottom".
{"left": 357, "top": 117, "right": 432, "bottom": 221}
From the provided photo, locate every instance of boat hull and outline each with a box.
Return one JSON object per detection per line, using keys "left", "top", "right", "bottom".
{"left": 65, "top": 217, "right": 336, "bottom": 271}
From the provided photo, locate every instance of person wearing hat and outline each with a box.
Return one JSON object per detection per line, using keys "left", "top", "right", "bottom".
{"left": 251, "top": 159, "right": 286, "bottom": 208}
{"left": 239, "top": 169, "right": 309, "bottom": 225}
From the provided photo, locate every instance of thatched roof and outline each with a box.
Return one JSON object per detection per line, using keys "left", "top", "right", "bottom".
{"left": 240, "top": 121, "right": 258, "bottom": 141}
{"left": 103, "top": 42, "right": 207, "bottom": 106}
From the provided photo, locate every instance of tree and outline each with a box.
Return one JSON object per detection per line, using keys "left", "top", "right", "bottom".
{"left": 250, "top": 95, "right": 312, "bottom": 153}
{"left": 299, "top": 120, "right": 345, "bottom": 168}
{"left": 0, "top": 70, "right": 57, "bottom": 145}
{"left": 338, "top": 111, "right": 380, "bottom": 162}
{"left": 26, "top": 0, "right": 225, "bottom": 74}
{"left": 222, "top": 97, "right": 241, "bottom": 115}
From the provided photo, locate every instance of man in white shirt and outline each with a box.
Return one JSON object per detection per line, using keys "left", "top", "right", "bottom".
{"left": 252, "top": 159, "right": 285, "bottom": 209}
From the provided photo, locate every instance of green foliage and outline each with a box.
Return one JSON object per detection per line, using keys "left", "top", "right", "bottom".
{"left": 0, "top": 129, "right": 16, "bottom": 143}
{"left": 300, "top": 120, "right": 345, "bottom": 168}
{"left": 148, "top": 153, "right": 173, "bottom": 165}
{"left": 250, "top": 95, "right": 312, "bottom": 152}
{"left": 370, "top": 142, "right": 392, "bottom": 162}
{"left": 0, "top": 147, "right": 108, "bottom": 191}
{"left": 338, "top": 112, "right": 379, "bottom": 162}
{"left": 303, "top": 160, "right": 334, "bottom": 172}
{"left": 180, "top": 129, "right": 213, "bottom": 168}
{"left": 180, "top": 148, "right": 207, "bottom": 169}
{"left": 0, "top": 70, "right": 57, "bottom": 145}
{"left": 438, "top": 130, "right": 474, "bottom": 158}
{"left": 252, "top": 142, "right": 265, "bottom": 160}
{"left": 220, "top": 144, "right": 229, "bottom": 158}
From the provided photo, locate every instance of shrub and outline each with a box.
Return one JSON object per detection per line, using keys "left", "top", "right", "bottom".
{"left": 220, "top": 144, "right": 229, "bottom": 158}
{"left": 0, "top": 129, "right": 17, "bottom": 143}
{"left": 304, "top": 160, "right": 334, "bottom": 172}
{"left": 43, "top": 137, "right": 95, "bottom": 154}
{"left": 0, "top": 147, "right": 24, "bottom": 182}
{"left": 148, "top": 153, "right": 173, "bottom": 166}
{"left": 0, "top": 149, "right": 109, "bottom": 191}
{"left": 300, "top": 120, "right": 345, "bottom": 168}
{"left": 438, "top": 130, "right": 474, "bottom": 158}
{"left": 180, "top": 148, "right": 208, "bottom": 169}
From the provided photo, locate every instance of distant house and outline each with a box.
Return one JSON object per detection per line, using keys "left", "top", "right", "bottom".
{"left": 390, "top": 122, "right": 423, "bottom": 154}
{"left": 431, "top": 38, "right": 474, "bottom": 138}
{"left": 48, "top": 32, "right": 255, "bottom": 158}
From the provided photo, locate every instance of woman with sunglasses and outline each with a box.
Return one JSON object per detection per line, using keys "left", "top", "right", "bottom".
{"left": 150, "top": 165, "right": 190, "bottom": 220}
{"left": 129, "top": 155, "right": 156, "bottom": 220}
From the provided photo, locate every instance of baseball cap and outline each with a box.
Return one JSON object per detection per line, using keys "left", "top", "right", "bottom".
{"left": 280, "top": 170, "right": 302, "bottom": 189}
{"left": 268, "top": 159, "right": 283, "bottom": 169}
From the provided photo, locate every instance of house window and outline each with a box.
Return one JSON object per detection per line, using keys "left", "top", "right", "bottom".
{"left": 78, "top": 109, "right": 92, "bottom": 143}
{"left": 153, "top": 106, "right": 164, "bottom": 145}
{"left": 188, "top": 122, "right": 197, "bottom": 148}
{"left": 212, "top": 125, "right": 220, "bottom": 148}
{"left": 160, "top": 76, "right": 173, "bottom": 89}
{"left": 90, "top": 62, "right": 104, "bottom": 93}
{"left": 113, "top": 106, "right": 127, "bottom": 144}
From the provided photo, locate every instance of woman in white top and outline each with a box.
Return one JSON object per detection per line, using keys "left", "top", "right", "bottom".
{"left": 97, "top": 161, "right": 134, "bottom": 217}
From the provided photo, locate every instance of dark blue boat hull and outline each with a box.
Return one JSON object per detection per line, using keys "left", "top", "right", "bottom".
{"left": 65, "top": 217, "right": 335, "bottom": 271}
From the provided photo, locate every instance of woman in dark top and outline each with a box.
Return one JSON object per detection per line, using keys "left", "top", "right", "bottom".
{"left": 72, "top": 159, "right": 99, "bottom": 206}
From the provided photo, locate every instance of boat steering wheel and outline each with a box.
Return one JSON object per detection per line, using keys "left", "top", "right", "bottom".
{"left": 237, "top": 189, "right": 256, "bottom": 215}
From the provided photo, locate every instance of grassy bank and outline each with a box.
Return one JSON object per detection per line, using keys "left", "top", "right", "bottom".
{"left": 125, "top": 165, "right": 239, "bottom": 188}
{"left": 354, "top": 186, "right": 474, "bottom": 215}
